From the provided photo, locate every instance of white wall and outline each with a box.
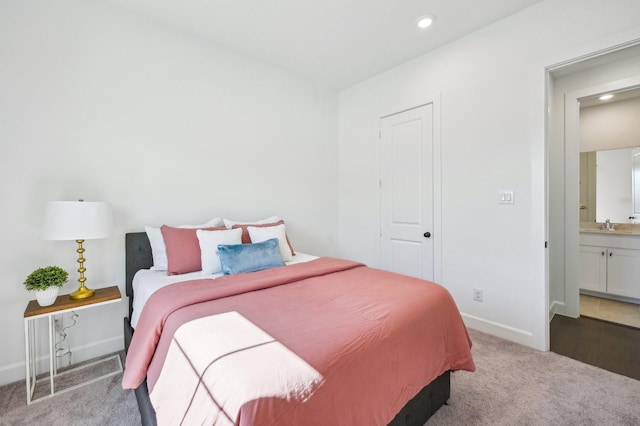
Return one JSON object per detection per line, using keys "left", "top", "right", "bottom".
{"left": 581, "top": 96, "right": 640, "bottom": 152}
{"left": 0, "top": 0, "right": 338, "bottom": 385}
{"left": 338, "top": 0, "right": 640, "bottom": 350}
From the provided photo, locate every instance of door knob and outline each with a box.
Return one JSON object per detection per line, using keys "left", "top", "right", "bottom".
{"left": 423, "top": 232, "right": 431, "bottom": 238}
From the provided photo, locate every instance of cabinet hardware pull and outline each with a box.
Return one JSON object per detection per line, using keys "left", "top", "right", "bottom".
{"left": 602, "top": 251, "right": 605, "bottom": 256}
{"left": 610, "top": 251, "right": 613, "bottom": 257}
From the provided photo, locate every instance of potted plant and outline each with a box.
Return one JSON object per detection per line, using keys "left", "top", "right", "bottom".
{"left": 24, "top": 266, "right": 69, "bottom": 306}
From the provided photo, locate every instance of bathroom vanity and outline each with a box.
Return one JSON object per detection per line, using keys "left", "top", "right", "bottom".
{"left": 580, "top": 222, "right": 640, "bottom": 301}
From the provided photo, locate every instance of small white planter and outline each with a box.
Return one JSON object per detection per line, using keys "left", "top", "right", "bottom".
{"left": 35, "top": 287, "right": 59, "bottom": 307}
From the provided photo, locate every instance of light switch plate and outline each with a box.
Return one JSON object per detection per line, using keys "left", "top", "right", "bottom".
{"left": 499, "top": 190, "right": 514, "bottom": 204}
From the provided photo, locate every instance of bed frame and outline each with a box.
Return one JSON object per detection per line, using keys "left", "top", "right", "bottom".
{"left": 123, "top": 232, "right": 450, "bottom": 426}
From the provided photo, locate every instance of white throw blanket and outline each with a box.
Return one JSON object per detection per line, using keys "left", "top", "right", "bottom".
{"left": 150, "top": 311, "right": 323, "bottom": 425}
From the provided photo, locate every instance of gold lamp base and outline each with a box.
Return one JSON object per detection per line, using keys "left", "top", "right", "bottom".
{"left": 69, "top": 239, "right": 95, "bottom": 300}
{"left": 70, "top": 285, "right": 95, "bottom": 300}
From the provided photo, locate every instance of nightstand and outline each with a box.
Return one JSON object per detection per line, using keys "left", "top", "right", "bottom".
{"left": 24, "top": 285, "right": 123, "bottom": 404}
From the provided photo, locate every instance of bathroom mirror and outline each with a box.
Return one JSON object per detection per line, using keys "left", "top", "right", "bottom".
{"left": 579, "top": 147, "right": 640, "bottom": 223}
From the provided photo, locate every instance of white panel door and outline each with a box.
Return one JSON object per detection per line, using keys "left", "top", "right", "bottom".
{"left": 380, "top": 104, "right": 433, "bottom": 280}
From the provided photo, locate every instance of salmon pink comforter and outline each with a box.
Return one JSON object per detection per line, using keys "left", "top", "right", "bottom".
{"left": 123, "top": 257, "right": 475, "bottom": 425}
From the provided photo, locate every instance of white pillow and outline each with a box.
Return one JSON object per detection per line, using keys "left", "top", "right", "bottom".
{"left": 223, "top": 216, "right": 279, "bottom": 229}
{"left": 145, "top": 217, "right": 224, "bottom": 271}
{"left": 145, "top": 226, "right": 167, "bottom": 271}
{"left": 197, "top": 228, "right": 243, "bottom": 275}
{"left": 182, "top": 217, "right": 224, "bottom": 229}
{"left": 247, "top": 223, "right": 293, "bottom": 261}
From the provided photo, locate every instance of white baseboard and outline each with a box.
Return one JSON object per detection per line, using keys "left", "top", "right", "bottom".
{"left": 62, "top": 335, "right": 124, "bottom": 366}
{"left": 461, "top": 312, "right": 536, "bottom": 348}
{"left": 549, "top": 300, "right": 565, "bottom": 320}
{"left": 0, "top": 360, "right": 27, "bottom": 388}
{"left": 0, "top": 334, "right": 123, "bottom": 387}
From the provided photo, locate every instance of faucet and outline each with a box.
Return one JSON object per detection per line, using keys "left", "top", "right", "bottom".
{"left": 601, "top": 219, "right": 616, "bottom": 231}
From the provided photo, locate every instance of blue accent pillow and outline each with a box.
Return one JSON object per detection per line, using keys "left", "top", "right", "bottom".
{"left": 217, "top": 238, "right": 285, "bottom": 275}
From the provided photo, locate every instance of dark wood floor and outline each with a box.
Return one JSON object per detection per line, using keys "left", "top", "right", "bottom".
{"left": 550, "top": 314, "right": 640, "bottom": 380}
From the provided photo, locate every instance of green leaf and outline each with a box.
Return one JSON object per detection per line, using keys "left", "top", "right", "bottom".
{"left": 24, "top": 266, "right": 69, "bottom": 291}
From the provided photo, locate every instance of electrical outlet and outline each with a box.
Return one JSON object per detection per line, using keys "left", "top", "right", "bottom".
{"left": 473, "top": 288, "right": 483, "bottom": 302}
{"left": 54, "top": 316, "right": 64, "bottom": 334}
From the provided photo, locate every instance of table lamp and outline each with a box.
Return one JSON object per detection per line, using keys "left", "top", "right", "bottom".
{"left": 43, "top": 200, "right": 112, "bottom": 299}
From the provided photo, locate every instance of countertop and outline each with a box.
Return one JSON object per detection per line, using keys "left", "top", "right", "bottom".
{"left": 580, "top": 222, "right": 640, "bottom": 235}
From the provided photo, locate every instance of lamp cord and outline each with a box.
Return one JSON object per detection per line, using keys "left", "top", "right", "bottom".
{"left": 55, "top": 311, "right": 78, "bottom": 367}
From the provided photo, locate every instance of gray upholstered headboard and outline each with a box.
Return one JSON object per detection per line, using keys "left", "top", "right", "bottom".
{"left": 125, "top": 232, "right": 153, "bottom": 319}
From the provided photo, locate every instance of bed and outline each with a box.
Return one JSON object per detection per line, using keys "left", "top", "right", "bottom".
{"left": 122, "top": 231, "right": 474, "bottom": 425}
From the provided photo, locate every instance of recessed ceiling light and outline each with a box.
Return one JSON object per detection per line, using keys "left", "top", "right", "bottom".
{"left": 599, "top": 94, "right": 614, "bottom": 101}
{"left": 417, "top": 15, "right": 435, "bottom": 29}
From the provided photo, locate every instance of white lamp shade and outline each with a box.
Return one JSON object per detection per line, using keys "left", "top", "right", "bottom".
{"left": 43, "top": 201, "right": 112, "bottom": 241}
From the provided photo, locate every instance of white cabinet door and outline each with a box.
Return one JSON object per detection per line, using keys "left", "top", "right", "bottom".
{"left": 607, "top": 248, "right": 640, "bottom": 298}
{"left": 579, "top": 245, "right": 607, "bottom": 292}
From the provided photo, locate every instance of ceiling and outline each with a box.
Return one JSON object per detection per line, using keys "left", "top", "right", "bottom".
{"left": 109, "top": 0, "right": 543, "bottom": 89}
{"left": 581, "top": 87, "right": 640, "bottom": 108}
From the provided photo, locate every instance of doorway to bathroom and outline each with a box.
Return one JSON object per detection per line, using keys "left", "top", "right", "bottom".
{"left": 574, "top": 86, "right": 640, "bottom": 329}
{"left": 547, "top": 44, "right": 640, "bottom": 321}
{"left": 547, "top": 41, "right": 640, "bottom": 378}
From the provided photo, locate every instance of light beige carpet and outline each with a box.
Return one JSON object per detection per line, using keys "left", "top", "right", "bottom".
{"left": 1, "top": 330, "right": 639, "bottom": 425}
{"left": 0, "top": 353, "right": 139, "bottom": 426}
{"left": 429, "top": 329, "right": 640, "bottom": 425}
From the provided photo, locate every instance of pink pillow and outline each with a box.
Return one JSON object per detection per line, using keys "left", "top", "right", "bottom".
{"left": 161, "top": 225, "right": 225, "bottom": 275}
{"left": 231, "top": 220, "right": 295, "bottom": 255}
